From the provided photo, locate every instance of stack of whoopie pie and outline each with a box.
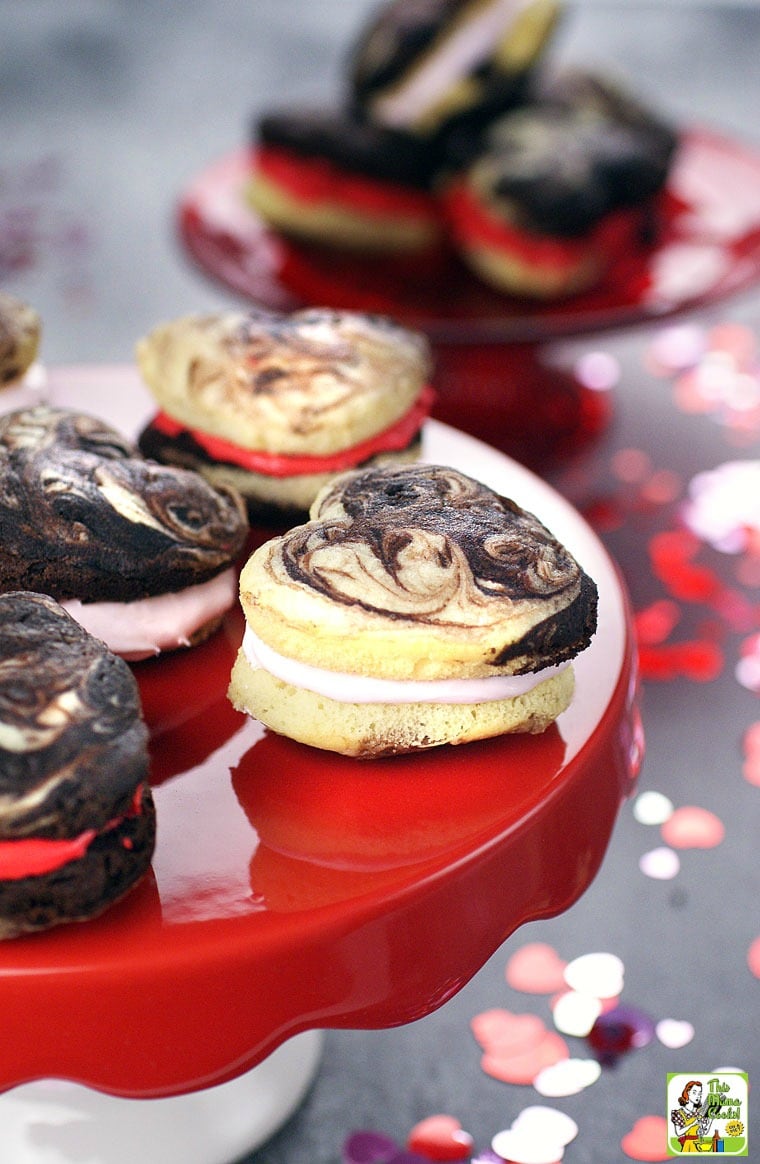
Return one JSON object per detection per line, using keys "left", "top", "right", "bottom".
{"left": 246, "top": 0, "right": 678, "bottom": 299}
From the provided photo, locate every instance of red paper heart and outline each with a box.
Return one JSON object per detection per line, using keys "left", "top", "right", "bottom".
{"left": 637, "top": 639, "right": 724, "bottom": 683}
{"left": 660, "top": 805, "right": 724, "bottom": 849}
{"left": 505, "top": 942, "right": 568, "bottom": 994}
{"left": 407, "top": 1115, "right": 473, "bottom": 1161}
{"left": 649, "top": 530, "right": 720, "bottom": 604}
{"left": 481, "top": 1029, "right": 569, "bottom": 1085}
{"left": 470, "top": 1008, "right": 547, "bottom": 1054}
{"left": 621, "top": 1115, "right": 669, "bottom": 1161}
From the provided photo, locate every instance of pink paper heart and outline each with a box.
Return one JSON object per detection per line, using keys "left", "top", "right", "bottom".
{"left": 505, "top": 943, "right": 568, "bottom": 994}
{"left": 471, "top": 1008, "right": 547, "bottom": 1054}
{"left": 747, "top": 934, "right": 760, "bottom": 979}
{"left": 407, "top": 1115, "right": 473, "bottom": 1161}
{"left": 660, "top": 805, "right": 725, "bottom": 849}
{"left": 621, "top": 1116, "right": 669, "bottom": 1161}
{"left": 481, "top": 1029, "right": 569, "bottom": 1085}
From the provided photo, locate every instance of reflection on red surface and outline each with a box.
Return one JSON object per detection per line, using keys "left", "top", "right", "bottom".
{"left": 0, "top": 590, "right": 636, "bottom": 1097}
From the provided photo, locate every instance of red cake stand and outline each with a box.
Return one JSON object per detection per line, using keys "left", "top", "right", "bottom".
{"left": 0, "top": 368, "right": 642, "bottom": 1163}
{"left": 178, "top": 127, "right": 760, "bottom": 467}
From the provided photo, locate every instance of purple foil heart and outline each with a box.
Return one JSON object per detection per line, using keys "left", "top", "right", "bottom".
{"left": 587, "top": 1004, "right": 656, "bottom": 1063}
{"left": 342, "top": 1131, "right": 430, "bottom": 1164}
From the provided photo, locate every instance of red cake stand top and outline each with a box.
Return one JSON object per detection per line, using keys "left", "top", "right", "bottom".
{"left": 178, "top": 127, "right": 760, "bottom": 342}
{"left": 0, "top": 368, "right": 641, "bottom": 1099}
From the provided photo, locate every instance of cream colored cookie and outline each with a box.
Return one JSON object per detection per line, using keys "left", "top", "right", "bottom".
{"left": 238, "top": 463, "right": 597, "bottom": 681}
{"left": 246, "top": 172, "right": 440, "bottom": 253}
{"left": 229, "top": 648, "right": 574, "bottom": 758}
{"left": 0, "top": 293, "right": 41, "bottom": 386}
{"left": 136, "top": 307, "right": 432, "bottom": 457}
{"left": 229, "top": 463, "right": 598, "bottom": 756}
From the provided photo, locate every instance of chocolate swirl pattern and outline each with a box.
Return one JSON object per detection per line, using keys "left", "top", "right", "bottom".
{"left": 232, "top": 463, "right": 598, "bottom": 754}
{"left": 244, "top": 464, "right": 597, "bottom": 678}
{"left": 137, "top": 307, "right": 432, "bottom": 456}
{"left": 0, "top": 592, "right": 149, "bottom": 840}
{"left": 0, "top": 406, "right": 248, "bottom": 603}
{"left": 0, "top": 591, "right": 156, "bottom": 938}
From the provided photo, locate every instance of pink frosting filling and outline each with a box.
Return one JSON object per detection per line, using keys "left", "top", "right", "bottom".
{"left": 62, "top": 569, "right": 238, "bottom": 661}
{"left": 242, "top": 626, "right": 569, "bottom": 705}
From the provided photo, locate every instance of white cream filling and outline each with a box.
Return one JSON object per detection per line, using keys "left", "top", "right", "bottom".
{"left": 62, "top": 568, "right": 238, "bottom": 662}
{"left": 372, "top": 0, "right": 533, "bottom": 129}
{"left": 243, "top": 625, "right": 568, "bottom": 705}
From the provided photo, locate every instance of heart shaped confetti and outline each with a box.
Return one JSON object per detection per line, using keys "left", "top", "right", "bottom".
{"left": 660, "top": 805, "right": 725, "bottom": 849}
{"left": 481, "top": 1029, "right": 569, "bottom": 1085}
{"left": 632, "top": 790, "right": 674, "bottom": 825}
{"left": 587, "top": 1004, "right": 656, "bottom": 1063}
{"left": 656, "top": 1018, "right": 695, "bottom": 1049}
{"left": 747, "top": 934, "right": 760, "bottom": 979}
{"left": 343, "top": 1131, "right": 418, "bottom": 1164}
{"left": 563, "top": 951, "right": 624, "bottom": 999}
{"left": 490, "top": 1128, "right": 563, "bottom": 1164}
{"left": 620, "top": 1115, "right": 669, "bottom": 1161}
{"left": 649, "top": 529, "right": 721, "bottom": 603}
{"left": 505, "top": 943, "right": 568, "bottom": 994}
{"left": 634, "top": 600, "right": 681, "bottom": 646}
{"left": 471, "top": 1009, "right": 547, "bottom": 1055}
{"left": 513, "top": 1107, "right": 578, "bottom": 1145}
{"left": 491, "top": 1106, "right": 578, "bottom": 1164}
{"left": 407, "top": 1116, "right": 473, "bottom": 1162}
{"left": 639, "top": 846, "right": 680, "bottom": 880}
{"left": 637, "top": 639, "right": 724, "bottom": 683}
{"left": 551, "top": 990, "right": 602, "bottom": 1037}
{"left": 533, "top": 1057, "right": 601, "bottom": 1097}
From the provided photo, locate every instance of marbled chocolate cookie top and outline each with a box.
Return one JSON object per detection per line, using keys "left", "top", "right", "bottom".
{"left": 137, "top": 307, "right": 432, "bottom": 456}
{"left": 246, "top": 464, "right": 597, "bottom": 674}
{"left": 294, "top": 462, "right": 580, "bottom": 605}
{"left": 0, "top": 406, "right": 248, "bottom": 603}
{"left": 0, "top": 592, "right": 149, "bottom": 839}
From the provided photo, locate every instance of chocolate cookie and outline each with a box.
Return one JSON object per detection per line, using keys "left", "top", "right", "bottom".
{"left": 0, "top": 592, "right": 155, "bottom": 938}
{"left": 255, "top": 106, "right": 444, "bottom": 191}
{"left": 442, "top": 73, "right": 677, "bottom": 297}
{"left": 246, "top": 106, "right": 446, "bottom": 253}
{"left": 229, "top": 463, "right": 598, "bottom": 756}
{"left": 536, "top": 67, "right": 678, "bottom": 204}
{"left": 0, "top": 405, "right": 249, "bottom": 658}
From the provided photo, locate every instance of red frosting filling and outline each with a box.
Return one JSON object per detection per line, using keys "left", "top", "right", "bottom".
{"left": 152, "top": 383, "right": 435, "bottom": 477}
{"left": 255, "top": 145, "right": 439, "bottom": 221}
{"left": 0, "top": 786, "right": 146, "bottom": 881}
{"left": 444, "top": 178, "right": 645, "bottom": 273}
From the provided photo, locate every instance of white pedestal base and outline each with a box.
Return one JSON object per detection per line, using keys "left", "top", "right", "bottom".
{"left": 0, "top": 1029, "right": 323, "bottom": 1164}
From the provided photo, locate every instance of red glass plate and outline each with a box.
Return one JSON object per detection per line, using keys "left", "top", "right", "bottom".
{"left": 178, "top": 127, "right": 760, "bottom": 342}
{"left": 0, "top": 367, "right": 641, "bottom": 1099}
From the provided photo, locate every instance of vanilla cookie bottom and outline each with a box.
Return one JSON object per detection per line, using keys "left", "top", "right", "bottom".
{"left": 228, "top": 651, "right": 574, "bottom": 758}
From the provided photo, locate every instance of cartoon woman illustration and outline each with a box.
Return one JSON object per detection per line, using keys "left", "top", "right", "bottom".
{"left": 670, "top": 1080, "right": 713, "bottom": 1152}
